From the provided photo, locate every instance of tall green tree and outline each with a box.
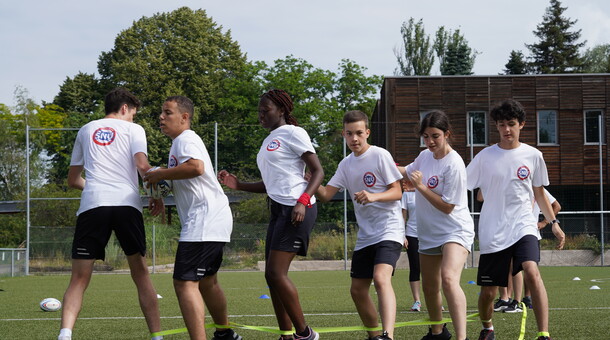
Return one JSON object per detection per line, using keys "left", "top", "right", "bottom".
{"left": 434, "top": 27, "right": 478, "bottom": 75}
{"left": 527, "top": 0, "right": 585, "bottom": 73}
{"left": 580, "top": 44, "right": 610, "bottom": 73}
{"left": 97, "top": 7, "right": 252, "bottom": 165}
{"left": 503, "top": 50, "right": 530, "bottom": 74}
{"left": 394, "top": 18, "right": 435, "bottom": 76}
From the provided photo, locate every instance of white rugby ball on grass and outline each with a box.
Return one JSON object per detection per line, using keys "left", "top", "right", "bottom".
{"left": 144, "top": 167, "right": 172, "bottom": 199}
{"left": 40, "top": 298, "right": 62, "bottom": 312}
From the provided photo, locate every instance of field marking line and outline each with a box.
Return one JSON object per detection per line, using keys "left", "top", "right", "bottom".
{"left": 3, "top": 307, "right": 610, "bottom": 322}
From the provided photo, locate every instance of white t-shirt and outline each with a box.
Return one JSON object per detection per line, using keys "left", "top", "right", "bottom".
{"left": 467, "top": 143, "right": 549, "bottom": 254}
{"left": 70, "top": 118, "right": 147, "bottom": 215}
{"left": 401, "top": 191, "right": 418, "bottom": 237}
{"left": 257, "top": 124, "right": 317, "bottom": 206}
{"left": 406, "top": 149, "right": 474, "bottom": 250}
{"left": 169, "top": 130, "right": 233, "bottom": 242}
{"left": 532, "top": 189, "right": 556, "bottom": 240}
{"left": 327, "top": 145, "right": 404, "bottom": 250}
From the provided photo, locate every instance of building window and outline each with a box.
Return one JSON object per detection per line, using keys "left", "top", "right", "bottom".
{"left": 467, "top": 111, "right": 487, "bottom": 146}
{"left": 584, "top": 110, "right": 605, "bottom": 144}
{"left": 537, "top": 110, "right": 558, "bottom": 145}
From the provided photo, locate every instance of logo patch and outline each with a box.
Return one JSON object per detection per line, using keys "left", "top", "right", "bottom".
{"left": 92, "top": 127, "right": 116, "bottom": 146}
{"left": 517, "top": 165, "right": 530, "bottom": 180}
{"left": 169, "top": 155, "right": 178, "bottom": 168}
{"left": 363, "top": 172, "right": 376, "bottom": 187}
{"left": 266, "top": 139, "right": 281, "bottom": 151}
{"left": 427, "top": 175, "right": 439, "bottom": 189}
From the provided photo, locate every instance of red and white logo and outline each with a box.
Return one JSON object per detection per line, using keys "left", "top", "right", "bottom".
{"left": 517, "top": 165, "right": 530, "bottom": 180}
{"left": 266, "top": 139, "right": 281, "bottom": 151}
{"left": 363, "top": 172, "right": 376, "bottom": 187}
{"left": 168, "top": 155, "right": 178, "bottom": 168}
{"left": 427, "top": 175, "right": 439, "bottom": 189}
{"left": 92, "top": 127, "right": 116, "bottom": 146}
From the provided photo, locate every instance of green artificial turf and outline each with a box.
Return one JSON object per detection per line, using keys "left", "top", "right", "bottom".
{"left": 0, "top": 266, "right": 608, "bottom": 339}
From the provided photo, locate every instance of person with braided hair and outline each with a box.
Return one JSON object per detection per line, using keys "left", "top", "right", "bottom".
{"left": 218, "top": 89, "right": 323, "bottom": 340}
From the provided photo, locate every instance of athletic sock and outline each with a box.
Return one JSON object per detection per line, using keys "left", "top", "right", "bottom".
{"left": 59, "top": 329, "right": 72, "bottom": 337}
{"left": 296, "top": 326, "right": 311, "bottom": 337}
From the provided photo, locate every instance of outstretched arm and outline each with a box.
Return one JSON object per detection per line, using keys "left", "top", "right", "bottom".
{"left": 291, "top": 152, "right": 325, "bottom": 224}
{"left": 533, "top": 186, "right": 565, "bottom": 250}
{"left": 217, "top": 169, "right": 266, "bottom": 193}
{"left": 353, "top": 180, "right": 402, "bottom": 205}
{"left": 67, "top": 166, "right": 85, "bottom": 190}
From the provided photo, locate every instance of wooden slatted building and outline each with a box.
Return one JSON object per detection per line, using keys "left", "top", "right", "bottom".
{"left": 372, "top": 74, "right": 609, "bottom": 213}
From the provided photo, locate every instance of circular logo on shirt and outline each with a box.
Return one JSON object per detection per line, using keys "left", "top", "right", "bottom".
{"left": 363, "top": 172, "right": 376, "bottom": 187}
{"left": 169, "top": 155, "right": 178, "bottom": 168}
{"left": 517, "top": 165, "right": 530, "bottom": 180}
{"left": 92, "top": 127, "right": 116, "bottom": 146}
{"left": 266, "top": 139, "right": 281, "bottom": 151}
{"left": 427, "top": 175, "right": 439, "bottom": 189}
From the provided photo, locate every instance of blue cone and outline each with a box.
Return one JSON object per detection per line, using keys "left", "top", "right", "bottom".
{"left": 468, "top": 280, "right": 476, "bottom": 284}
{"left": 259, "top": 294, "right": 270, "bottom": 299}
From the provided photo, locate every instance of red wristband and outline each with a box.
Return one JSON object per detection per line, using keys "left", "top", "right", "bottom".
{"left": 297, "top": 192, "right": 312, "bottom": 208}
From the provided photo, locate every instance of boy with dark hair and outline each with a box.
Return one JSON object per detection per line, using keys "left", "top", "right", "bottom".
{"left": 59, "top": 88, "right": 163, "bottom": 340}
{"left": 145, "top": 96, "right": 242, "bottom": 340}
{"left": 466, "top": 99, "right": 565, "bottom": 340}
{"left": 316, "top": 110, "right": 404, "bottom": 340}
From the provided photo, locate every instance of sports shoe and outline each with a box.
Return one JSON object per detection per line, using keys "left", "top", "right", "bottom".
{"left": 536, "top": 336, "right": 552, "bottom": 340}
{"left": 478, "top": 329, "right": 495, "bottom": 340}
{"left": 278, "top": 336, "right": 293, "bottom": 340}
{"left": 411, "top": 300, "right": 422, "bottom": 311}
{"left": 293, "top": 326, "right": 319, "bottom": 340}
{"left": 493, "top": 298, "right": 512, "bottom": 312}
{"left": 522, "top": 296, "right": 533, "bottom": 309}
{"left": 420, "top": 323, "right": 452, "bottom": 340}
{"left": 212, "top": 328, "right": 242, "bottom": 340}
{"left": 503, "top": 300, "right": 523, "bottom": 313}
{"left": 368, "top": 331, "right": 393, "bottom": 339}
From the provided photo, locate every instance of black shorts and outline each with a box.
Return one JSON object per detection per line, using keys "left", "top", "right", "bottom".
{"left": 72, "top": 206, "right": 146, "bottom": 260}
{"left": 405, "top": 236, "right": 421, "bottom": 282}
{"left": 265, "top": 199, "right": 317, "bottom": 259}
{"left": 173, "top": 242, "right": 225, "bottom": 281}
{"left": 477, "top": 235, "right": 540, "bottom": 287}
{"left": 351, "top": 240, "right": 403, "bottom": 279}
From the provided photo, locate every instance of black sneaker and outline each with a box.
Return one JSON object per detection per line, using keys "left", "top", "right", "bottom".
{"left": 478, "top": 329, "right": 495, "bottom": 340}
{"left": 368, "top": 331, "right": 393, "bottom": 340}
{"left": 492, "top": 298, "right": 512, "bottom": 312}
{"left": 212, "top": 328, "right": 242, "bottom": 340}
{"left": 420, "top": 324, "right": 452, "bottom": 340}
{"left": 503, "top": 300, "right": 523, "bottom": 313}
{"left": 522, "top": 296, "right": 533, "bottom": 309}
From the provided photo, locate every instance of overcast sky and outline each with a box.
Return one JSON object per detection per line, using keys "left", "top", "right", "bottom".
{"left": 1, "top": 0, "right": 609, "bottom": 107}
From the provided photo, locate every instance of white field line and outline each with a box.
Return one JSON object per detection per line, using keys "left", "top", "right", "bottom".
{"left": 3, "top": 307, "right": 610, "bottom": 322}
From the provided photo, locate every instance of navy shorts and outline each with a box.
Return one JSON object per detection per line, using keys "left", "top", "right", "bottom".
{"left": 405, "top": 236, "right": 421, "bottom": 282}
{"left": 351, "top": 240, "right": 403, "bottom": 279}
{"left": 173, "top": 242, "right": 225, "bottom": 281}
{"left": 72, "top": 206, "right": 146, "bottom": 260}
{"left": 265, "top": 199, "right": 317, "bottom": 259}
{"left": 477, "top": 234, "right": 540, "bottom": 287}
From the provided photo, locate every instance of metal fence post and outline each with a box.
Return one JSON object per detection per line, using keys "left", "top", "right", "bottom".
{"left": 599, "top": 115, "right": 605, "bottom": 266}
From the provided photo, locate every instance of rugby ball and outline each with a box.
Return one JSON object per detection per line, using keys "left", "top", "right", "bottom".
{"left": 40, "top": 298, "right": 62, "bottom": 312}
{"left": 145, "top": 167, "right": 172, "bottom": 199}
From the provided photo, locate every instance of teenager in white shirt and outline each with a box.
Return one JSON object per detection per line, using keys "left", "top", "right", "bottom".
{"left": 467, "top": 99, "right": 565, "bottom": 340}
{"left": 59, "top": 88, "right": 163, "bottom": 340}
{"left": 144, "top": 96, "right": 241, "bottom": 340}
{"left": 400, "top": 179, "right": 422, "bottom": 312}
{"left": 398, "top": 110, "right": 474, "bottom": 340}
{"left": 316, "top": 110, "right": 403, "bottom": 340}
{"left": 218, "top": 89, "right": 323, "bottom": 340}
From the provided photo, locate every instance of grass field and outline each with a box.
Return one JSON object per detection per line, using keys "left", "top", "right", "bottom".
{"left": 1, "top": 267, "right": 609, "bottom": 339}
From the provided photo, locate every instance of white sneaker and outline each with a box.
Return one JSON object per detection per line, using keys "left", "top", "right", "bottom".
{"left": 58, "top": 336, "right": 72, "bottom": 340}
{"left": 411, "top": 300, "right": 421, "bottom": 311}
